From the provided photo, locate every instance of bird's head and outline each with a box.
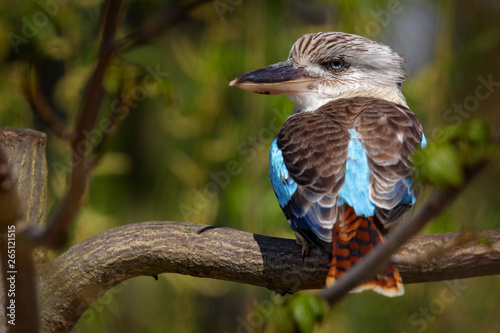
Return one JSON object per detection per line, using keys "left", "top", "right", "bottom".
{"left": 230, "top": 32, "right": 407, "bottom": 113}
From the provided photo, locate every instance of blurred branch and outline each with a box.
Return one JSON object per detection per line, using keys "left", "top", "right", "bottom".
{"left": 88, "top": 82, "right": 138, "bottom": 168}
{"left": 23, "top": 75, "right": 73, "bottom": 141}
{"left": 38, "top": 221, "right": 500, "bottom": 332}
{"left": 111, "top": 0, "right": 210, "bottom": 53}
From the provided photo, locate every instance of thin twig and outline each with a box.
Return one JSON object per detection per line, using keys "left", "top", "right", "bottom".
{"left": 30, "top": 0, "right": 124, "bottom": 248}
{"left": 111, "top": 0, "right": 210, "bottom": 53}
{"left": 22, "top": 72, "right": 73, "bottom": 141}
{"left": 73, "top": 0, "right": 123, "bottom": 144}
{"left": 88, "top": 76, "right": 139, "bottom": 167}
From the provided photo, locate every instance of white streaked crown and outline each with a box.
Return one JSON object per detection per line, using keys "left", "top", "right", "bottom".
{"left": 287, "top": 32, "right": 408, "bottom": 112}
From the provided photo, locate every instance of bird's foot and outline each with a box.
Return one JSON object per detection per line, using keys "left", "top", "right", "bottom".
{"left": 295, "top": 232, "right": 310, "bottom": 261}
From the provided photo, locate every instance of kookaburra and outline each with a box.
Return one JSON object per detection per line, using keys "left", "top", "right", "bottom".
{"left": 230, "top": 32, "right": 426, "bottom": 296}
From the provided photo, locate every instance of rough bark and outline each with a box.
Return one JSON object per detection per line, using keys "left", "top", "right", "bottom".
{"left": 38, "top": 221, "right": 500, "bottom": 332}
{"left": 0, "top": 128, "right": 48, "bottom": 333}
{"left": 0, "top": 128, "right": 47, "bottom": 228}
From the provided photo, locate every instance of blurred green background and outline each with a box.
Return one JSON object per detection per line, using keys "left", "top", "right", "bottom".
{"left": 1, "top": 0, "right": 500, "bottom": 332}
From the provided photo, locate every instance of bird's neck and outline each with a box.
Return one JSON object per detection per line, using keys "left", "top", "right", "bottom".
{"left": 288, "top": 86, "right": 407, "bottom": 114}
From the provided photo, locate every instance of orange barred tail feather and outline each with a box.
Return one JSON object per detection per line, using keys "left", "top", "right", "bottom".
{"left": 325, "top": 205, "right": 404, "bottom": 297}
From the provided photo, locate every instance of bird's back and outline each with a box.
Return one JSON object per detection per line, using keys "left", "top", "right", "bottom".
{"left": 270, "top": 97, "right": 425, "bottom": 296}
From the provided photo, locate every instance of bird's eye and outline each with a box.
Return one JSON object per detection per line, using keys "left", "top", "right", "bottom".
{"left": 327, "top": 59, "right": 346, "bottom": 70}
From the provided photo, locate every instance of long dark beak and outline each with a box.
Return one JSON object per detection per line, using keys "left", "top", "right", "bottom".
{"left": 229, "top": 59, "right": 320, "bottom": 95}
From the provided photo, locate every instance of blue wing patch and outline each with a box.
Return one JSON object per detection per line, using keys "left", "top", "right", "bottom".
{"left": 337, "top": 130, "right": 426, "bottom": 218}
{"left": 338, "top": 129, "right": 375, "bottom": 217}
{"left": 421, "top": 133, "right": 427, "bottom": 148}
{"left": 270, "top": 138, "right": 319, "bottom": 233}
{"left": 269, "top": 138, "right": 298, "bottom": 209}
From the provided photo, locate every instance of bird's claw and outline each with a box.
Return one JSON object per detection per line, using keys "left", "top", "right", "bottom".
{"left": 295, "top": 232, "right": 311, "bottom": 262}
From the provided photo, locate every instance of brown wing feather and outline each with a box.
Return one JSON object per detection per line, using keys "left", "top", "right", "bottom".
{"left": 355, "top": 99, "right": 424, "bottom": 225}
{"left": 277, "top": 110, "right": 350, "bottom": 239}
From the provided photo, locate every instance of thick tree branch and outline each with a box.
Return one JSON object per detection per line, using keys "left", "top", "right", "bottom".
{"left": 38, "top": 221, "right": 500, "bottom": 332}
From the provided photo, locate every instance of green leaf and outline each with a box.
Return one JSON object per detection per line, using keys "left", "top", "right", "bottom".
{"left": 423, "top": 143, "right": 464, "bottom": 189}
{"left": 272, "top": 305, "right": 294, "bottom": 333}
{"left": 289, "top": 294, "right": 323, "bottom": 333}
{"left": 290, "top": 300, "right": 314, "bottom": 332}
{"left": 302, "top": 294, "right": 328, "bottom": 322}
{"left": 464, "top": 120, "right": 490, "bottom": 144}
{"left": 437, "top": 124, "right": 462, "bottom": 142}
